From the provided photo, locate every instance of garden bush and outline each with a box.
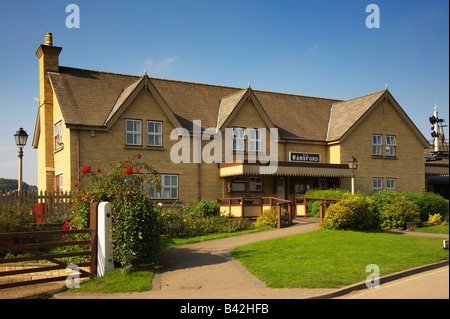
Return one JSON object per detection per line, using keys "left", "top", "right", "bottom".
{"left": 303, "top": 188, "right": 357, "bottom": 217}
{"left": 157, "top": 203, "right": 254, "bottom": 238}
{"left": 428, "top": 213, "right": 442, "bottom": 225}
{"left": 380, "top": 198, "right": 421, "bottom": 230}
{"left": 256, "top": 206, "right": 289, "bottom": 228}
{"left": 69, "top": 154, "right": 162, "bottom": 267}
{"left": 321, "top": 197, "right": 379, "bottom": 230}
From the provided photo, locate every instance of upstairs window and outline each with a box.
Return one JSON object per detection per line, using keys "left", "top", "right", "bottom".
{"left": 248, "top": 128, "right": 263, "bottom": 152}
{"left": 147, "top": 121, "right": 162, "bottom": 147}
{"left": 372, "top": 135, "right": 382, "bottom": 156}
{"left": 54, "top": 121, "right": 63, "bottom": 150}
{"left": 385, "top": 136, "right": 397, "bottom": 157}
{"left": 126, "top": 119, "right": 142, "bottom": 146}
{"left": 232, "top": 127, "right": 245, "bottom": 152}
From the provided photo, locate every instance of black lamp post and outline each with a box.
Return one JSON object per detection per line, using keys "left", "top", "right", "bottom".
{"left": 14, "top": 128, "right": 28, "bottom": 192}
{"left": 348, "top": 156, "right": 358, "bottom": 195}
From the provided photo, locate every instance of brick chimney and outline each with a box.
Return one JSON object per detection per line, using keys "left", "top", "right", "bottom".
{"left": 34, "top": 32, "right": 62, "bottom": 191}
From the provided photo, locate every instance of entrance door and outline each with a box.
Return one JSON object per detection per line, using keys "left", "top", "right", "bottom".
{"left": 276, "top": 178, "right": 285, "bottom": 200}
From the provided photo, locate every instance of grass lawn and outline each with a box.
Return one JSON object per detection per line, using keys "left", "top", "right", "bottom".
{"left": 70, "top": 266, "right": 155, "bottom": 293}
{"left": 410, "top": 222, "right": 449, "bottom": 234}
{"left": 230, "top": 230, "right": 449, "bottom": 289}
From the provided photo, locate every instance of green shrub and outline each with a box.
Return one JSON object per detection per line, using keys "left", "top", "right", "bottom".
{"left": 157, "top": 204, "right": 254, "bottom": 238}
{"left": 182, "top": 198, "right": 221, "bottom": 217}
{"left": 322, "top": 197, "right": 379, "bottom": 230}
{"left": 380, "top": 198, "right": 421, "bottom": 230}
{"left": 69, "top": 154, "right": 162, "bottom": 267}
{"left": 111, "top": 189, "right": 161, "bottom": 267}
{"left": 370, "top": 190, "right": 449, "bottom": 222}
{"left": 256, "top": 206, "right": 289, "bottom": 229}
{"left": 403, "top": 191, "right": 449, "bottom": 222}
{"left": 303, "top": 189, "right": 357, "bottom": 217}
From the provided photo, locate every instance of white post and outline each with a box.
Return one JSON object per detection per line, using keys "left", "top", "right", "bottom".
{"left": 97, "top": 202, "right": 114, "bottom": 277}
{"left": 434, "top": 105, "right": 440, "bottom": 152}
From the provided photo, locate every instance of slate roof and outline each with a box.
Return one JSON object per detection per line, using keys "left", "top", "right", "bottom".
{"left": 47, "top": 66, "right": 425, "bottom": 144}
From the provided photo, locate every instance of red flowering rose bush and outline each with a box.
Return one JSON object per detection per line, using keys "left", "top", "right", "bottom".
{"left": 70, "top": 154, "right": 162, "bottom": 267}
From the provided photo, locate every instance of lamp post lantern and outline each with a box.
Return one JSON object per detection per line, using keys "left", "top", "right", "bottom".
{"left": 14, "top": 128, "right": 28, "bottom": 192}
{"left": 348, "top": 156, "right": 358, "bottom": 195}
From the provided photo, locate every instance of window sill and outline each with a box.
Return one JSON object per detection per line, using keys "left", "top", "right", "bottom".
{"left": 371, "top": 155, "right": 397, "bottom": 160}
{"left": 54, "top": 145, "right": 64, "bottom": 154}
{"left": 125, "top": 145, "right": 167, "bottom": 151}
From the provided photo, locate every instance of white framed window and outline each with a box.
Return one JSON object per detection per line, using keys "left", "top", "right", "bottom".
{"left": 386, "top": 178, "right": 396, "bottom": 191}
{"left": 125, "top": 119, "right": 142, "bottom": 145}
{"left": 372, "top": 178, "right": 383, "bottom": 193}
{"left": 248, "top": 128, "right": 263, "bottom": 152}
{"left": 149, "top": 174, "right": 178, "bottom": 199}
{"left": 385, "top": 136, "right": 397, "bottom": 157}
{"left": 232, "top": 127, "right": 245, "bottom": 152}
{"left": 249, "top": 177, "right": 263, "bottom": 192}
{"left": 147, "top": 121, "right": 163, "bottom": 147}
{"left": 54, "top": 121, "right": 63, "bottom": 150}
{"left": 372, "top": 135, "right": 382, "bottom": 156}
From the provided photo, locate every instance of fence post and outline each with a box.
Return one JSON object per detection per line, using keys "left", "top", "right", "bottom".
{"left": 97, "top": 202, "right": 114, "bottom": 277}
{"left": 89, "top": 199, "right": 100, "bottom": 277}
{"left": 277, "top": 204, "right": 281, "bottom": 229}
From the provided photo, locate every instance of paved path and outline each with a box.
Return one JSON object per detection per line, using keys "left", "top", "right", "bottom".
{"left": 53, "top": 221, "right": 448, "bottom": 299}
{"left": 54, "top": 219, "right": 339, "bottom": 299}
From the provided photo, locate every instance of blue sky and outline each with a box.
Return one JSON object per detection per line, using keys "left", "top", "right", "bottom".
{"left": 0, "top": 0, "right": 448, "bottom": 186}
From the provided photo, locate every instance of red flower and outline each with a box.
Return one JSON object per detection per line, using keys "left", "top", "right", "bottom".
{"left": 119, "top": 173, "right": 123, "bottom": 177}
{"left": 82, "top": 166, "right": 91, "bottom": 175}
{"left": 77, "top": 196, "right": 82, "bottom": 201}
{"left": 137, "top": 153, "right": 141, "bottom": 159}
{"left": 74, "top": 184, "right": 78, "bottom": 188}
{"left": 135, "top": 168, "right": 140, "bottom": 173}
{"left": 65, "top": 218, "right": 71, "bottom": 223}
{"left": 68, "top": 200, "right": 72, "bottom": 205}
{"left": 62, "top": 225, "right": 69, "bottom": 230}
{"left": 126, "top": 168, "right": 132, "bottom": 174}
{"left": 86, "top": 196, "right": 90, "bottom": 200}
{"left": 97, "top": 168, "right": 101, "bottom": 173}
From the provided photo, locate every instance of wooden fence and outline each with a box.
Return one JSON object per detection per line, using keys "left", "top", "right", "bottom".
{"left": 0, "top": 190, "right": 75, "bottom": 224}
{"left": 0, "top": 199, "right": 99, "bottom": 290}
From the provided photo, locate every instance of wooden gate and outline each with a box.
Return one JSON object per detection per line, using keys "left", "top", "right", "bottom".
{"left": 0, "top": 200, "right": 99, "bottom": 289}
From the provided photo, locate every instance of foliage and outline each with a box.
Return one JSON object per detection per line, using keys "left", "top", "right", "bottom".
{"left": 321, "top": 197, "right": 379, "bottom": 230}
{"left": 69, "top": 154, "right": 162, "bottom": 267}
{"left": 158, "top": 202, "right": 254, "bottom": 238}
{"left": 0, "top": 178, "right": 37, "bottom": 192}
{"left": 303, "top": 188, "right": 358, "bottom": 217}
{"left": 380, "top": 198, "right": 421, "bottom": 230}
{"left": 370, "top": 190, "right": 449, "bottom": 222}
{"left": 256, "top": 206, "right": 289, "bottom": 229}
{"left": 182, "top": 198, "right": 221, "bottom": 217}
{"left": 428, "top": 213, "right": 442, "bottom": 225}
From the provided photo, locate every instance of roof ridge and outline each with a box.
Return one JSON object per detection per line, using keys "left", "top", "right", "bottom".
{"left": 252, "top": 88, "right": 343, "bottom": 102}
{"left": 58, "top": 66, "right": 345, "bottom": 101}
{"left": 59, "top": 66, "right": 141, "bottom": 78}
{"left": 332, "top": 89, "right": 386, "bottom": 106}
